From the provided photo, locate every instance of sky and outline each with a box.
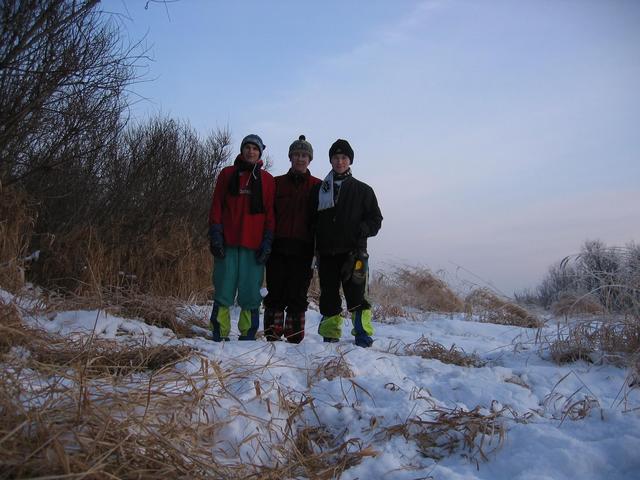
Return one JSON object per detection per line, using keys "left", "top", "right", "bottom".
{"left": 102, "top": 0, "right": 640, "bottom": 294}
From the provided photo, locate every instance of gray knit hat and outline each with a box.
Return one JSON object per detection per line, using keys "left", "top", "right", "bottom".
{"left": 241, "top": 134, "right": 266, "bottom": 158}
{"left": 288, "top": 134, "right": 313, "bottom": 160}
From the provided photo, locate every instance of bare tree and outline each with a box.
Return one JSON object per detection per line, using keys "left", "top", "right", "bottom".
{"left": 0, "top": 0, "right": 143, "bottom": 189}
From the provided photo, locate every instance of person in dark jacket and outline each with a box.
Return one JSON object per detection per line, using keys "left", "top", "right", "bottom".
{"left": 208, "top": 134, "right": 275, "bottom": 341}
{"left": 310, "top": 139, "right": 383, "bottom": 347}
{"left": 264, "top": 135, "right": 321, "bottom": 343}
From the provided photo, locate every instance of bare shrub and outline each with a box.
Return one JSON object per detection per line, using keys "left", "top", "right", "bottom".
{"left": 465, "top": 288, "right": 543, "bottom": 328}
{"left": 530, "top": 240, "right": 640, "bottom": 315}
{"left": 369, "top": 267, "right": 464, "bottom": 316}
{"left": 394, "top": 335, "right": 484, "bottom": 367}
{"left": 550, "top": 293, "right": 604, "bottom": 317}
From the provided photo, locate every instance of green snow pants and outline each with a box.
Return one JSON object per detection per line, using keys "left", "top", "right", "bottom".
{"left": 210, "top": 246, "right": 264, "bottom": 341}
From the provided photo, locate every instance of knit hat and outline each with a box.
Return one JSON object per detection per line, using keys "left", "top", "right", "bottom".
{"left": 288, "top": 134, "right": 313, "bottom": 160}
{"left": 329, "top": 139, "right": 354, "bottom": 164}
{"left": 240, "top": 134, "right": 266, "bottom": 158}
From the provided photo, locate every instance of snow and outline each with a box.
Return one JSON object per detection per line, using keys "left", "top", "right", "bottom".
{"left": 5, "top": 292, "right": 640, "bottom": 479}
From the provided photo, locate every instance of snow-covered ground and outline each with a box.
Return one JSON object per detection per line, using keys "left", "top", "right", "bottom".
{"left": 5, "top": 289, "right": 640, "bottom": 479}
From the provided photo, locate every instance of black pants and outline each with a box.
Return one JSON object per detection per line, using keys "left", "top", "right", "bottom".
{"left": 264, "top": 251, "right": 314, "bottom": 314}
{"left": 318, "top": 252, "right": 370, "bottom": 317}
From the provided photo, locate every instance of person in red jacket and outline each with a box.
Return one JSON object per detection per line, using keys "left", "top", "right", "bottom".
{"left": 263, "top": 135, "right": 321, "bottom": 343}
{"left": 208, "top": 134, "right": 275, "bottom": 341}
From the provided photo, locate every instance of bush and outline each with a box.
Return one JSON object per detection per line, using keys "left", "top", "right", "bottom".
{"left": 529, "top": 240, "right": 640, "bottom": 315}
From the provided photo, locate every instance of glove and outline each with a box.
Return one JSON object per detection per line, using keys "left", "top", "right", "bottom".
{"left": 255, "top": 230, "right": 273, "bottom": 264}
{"left": 208, "top": 224, "right": 225, "bottom": 259}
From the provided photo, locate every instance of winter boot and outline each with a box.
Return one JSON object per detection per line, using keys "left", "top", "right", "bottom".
{"left": 284, "top": 311, "right": 306, "bottom": 344}
{"left": 351, "top": 309, "right": 374, "bottom": 348}
{"left": 238, "top": 308, "right": 260, "bottom": 340}
{"left": 318, "top": 314, "right": 342, "bottom": 342}
{"left": 264, "top": 308, "right": 285, "bottom": 341}
{"left": 210, "top": 302, "right": 231, "bottom": 342}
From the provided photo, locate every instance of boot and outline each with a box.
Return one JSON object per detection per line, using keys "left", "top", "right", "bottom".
{"left": 284, "top": 311, "right": 306, "bottom": 344}
{"left": 238, "top": 309, "right": 260, "bottom": 340}
{"left": 210, "top": 302, "right": 230, "bottom": 342}
{"left": 264, "top": 308, "right": 284, "bottom": 341}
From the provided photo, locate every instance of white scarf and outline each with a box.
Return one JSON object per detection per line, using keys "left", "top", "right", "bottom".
{"left": 318, "top": 170, "right": 336, "bottom": 211}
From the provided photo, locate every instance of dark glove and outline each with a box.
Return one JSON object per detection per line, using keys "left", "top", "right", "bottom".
{"left": 255, "top": 230, "right": 273, "bottom": 264}
{"left": 208, "top": 224, "right": 225, "bottom": 259}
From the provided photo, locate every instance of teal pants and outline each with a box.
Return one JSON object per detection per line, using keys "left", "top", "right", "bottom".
{"left": 213, "top": 246, "right": 264, "bottom": 310}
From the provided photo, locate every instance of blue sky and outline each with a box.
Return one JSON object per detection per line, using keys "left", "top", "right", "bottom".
{"left": 104, "top": 0, "right": 640, "bottom": 293}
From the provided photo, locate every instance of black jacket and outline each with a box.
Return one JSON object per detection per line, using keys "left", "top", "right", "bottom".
{"left": 310, "top": 175, "right": 383, "bottom": 255}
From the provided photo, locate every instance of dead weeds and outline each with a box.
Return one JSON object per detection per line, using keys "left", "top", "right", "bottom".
{"left": 466, "top": 288, "right": 543, "bottom": 328}
{"left": 391, "top": 335, "right": 485, "bottom": 368}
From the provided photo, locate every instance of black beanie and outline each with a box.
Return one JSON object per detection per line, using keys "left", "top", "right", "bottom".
{"left": 329, "top": 139, "right": 354, "bottom": 164}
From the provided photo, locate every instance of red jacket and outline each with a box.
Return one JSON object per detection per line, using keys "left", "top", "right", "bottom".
{"left": 273, "top": 169, "right": 321, "bottom": 255}
{"left": 209, "top": 158, "right": 275, "bottom": 250}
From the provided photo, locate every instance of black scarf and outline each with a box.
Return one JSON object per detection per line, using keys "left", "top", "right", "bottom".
{"left": 229, "top": 155, "right": 264, "bottom": 214}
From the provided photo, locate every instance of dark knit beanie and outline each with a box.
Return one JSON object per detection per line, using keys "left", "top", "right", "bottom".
{"left": 329, "top": 139, "right": 354, "bottom": 164}
{"left": 240, "top": 134, "right": 266, "bottom": 158}
{"left": 288, "top": 134, "right": 314, "bottom": 160}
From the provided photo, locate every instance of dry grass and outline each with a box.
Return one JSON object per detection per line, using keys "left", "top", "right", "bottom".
{"left": 38, "top": 288, "right": 209, "bottom": 338}
{"left": 465, "top": 288, "right": 543, "bottom": 328}
{"left": 0, "top": 289, "right": 529, "bottom": 478}
{"left": 548, "top": 317, "right": 640, "bottom": 365}
{"left": 31, "top": 222, "right": 213, "bottom": 301}
{"left": 369, "top": 267, "right": 464, "bottom": 320}
{"left": 551, "top": 293, "right": 605, "bottom": 317}
{"left": 0, "top": 299, "right": 30, "bottom": 355}
{"left": 309, "top": 353, "right": 355, "bottom": 383}
{"left": 381, "top": 405, "right": 513, "bottom": 462}
{"left": 390, "top": 335, "right": 485, "bottom": 367}
{"left": 0, "top": 297, "right": 385, "bottom": 479}
{"left": 0, "top": 186, "right": 36, "bottom": 292}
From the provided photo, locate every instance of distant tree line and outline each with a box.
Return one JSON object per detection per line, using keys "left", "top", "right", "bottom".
{"left": 1, "top": 1, "right": 231, "bottom": 297}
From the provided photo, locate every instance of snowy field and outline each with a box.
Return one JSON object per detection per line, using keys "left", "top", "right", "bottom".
{"left": 3, "top": 289, "right": 640, "bottom": 479}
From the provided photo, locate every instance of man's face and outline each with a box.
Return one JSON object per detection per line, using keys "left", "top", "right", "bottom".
{"left": 241, "top": 143, "right": 261, "bottom": 164}
{"left": 290, "top": 151, "right": 310, "bottom": 173}
{"left": 330, "top": 153, "right": 350, "bottom": 174}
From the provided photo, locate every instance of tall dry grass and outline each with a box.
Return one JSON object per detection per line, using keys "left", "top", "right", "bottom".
{"left": 368, "top": 267, "right": 465, "bottom": 321}
{"left": 548, "top": 317, "right": 640, "bottom": 365}
{"left": 550, "top": 292, "right": 605, "bottom": 318}
{"left": 0, "top": 185, "right": 36, "bottom": 292}
{"left": 31, "top": 221, "right": 213, "bottom": 301}
{"left": 465, "top": 288, "right": 543, "bottom": 328}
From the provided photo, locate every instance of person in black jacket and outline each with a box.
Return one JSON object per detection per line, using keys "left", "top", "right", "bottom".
{"left": 310, "top": 139, "right": 383, "bottom": 347}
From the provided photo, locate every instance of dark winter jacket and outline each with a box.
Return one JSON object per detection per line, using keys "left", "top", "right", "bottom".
{"left": 208, "top": 156, "right": 275, "bottom": 250}
{"left": 272, "top": 169, "right": 321, "bottom": 256}
{"left": 310, "top": 174, "right": 382, "bottom": 255}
